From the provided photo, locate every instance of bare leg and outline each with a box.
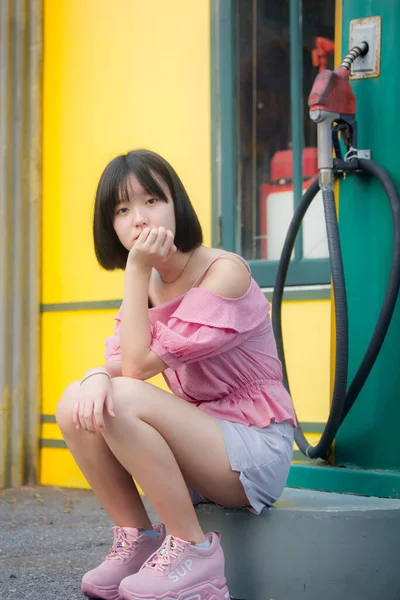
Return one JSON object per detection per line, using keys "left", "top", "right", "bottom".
{"left": 99, "top": 377, "right": 249, "bottom": 544}
{"left": 56, "top": 382, "right": 153, "bottom": 530}
{"left": 102, "top": 410, "right": 206, "bottom": 543}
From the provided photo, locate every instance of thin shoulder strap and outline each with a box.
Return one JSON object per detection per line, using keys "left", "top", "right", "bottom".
{"left": 191, "top": 251, "right": 251, "bottom": 289}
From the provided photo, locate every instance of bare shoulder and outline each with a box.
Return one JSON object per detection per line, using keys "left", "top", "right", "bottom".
{"left": 198, "top": 254, "right": 251, "bottom": 298}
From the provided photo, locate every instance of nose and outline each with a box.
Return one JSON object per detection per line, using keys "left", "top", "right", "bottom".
{"left": 131, "top": 206, "right": 149, "bottom": 228}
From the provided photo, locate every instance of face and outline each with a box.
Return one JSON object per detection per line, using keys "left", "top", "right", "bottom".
{"left": 113, "top": 173, "right": 176, "bottom": 251}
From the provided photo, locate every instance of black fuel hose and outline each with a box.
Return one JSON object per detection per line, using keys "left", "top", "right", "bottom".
{"left": 272, "top": 159, "right": 400, "bottom": 459}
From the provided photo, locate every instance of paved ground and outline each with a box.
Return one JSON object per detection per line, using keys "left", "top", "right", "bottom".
{"left": 3, "top": 485, "right": 399, "bottom": 599}
{"left": 0, "top": 485, "right": 158, "bottom": 600}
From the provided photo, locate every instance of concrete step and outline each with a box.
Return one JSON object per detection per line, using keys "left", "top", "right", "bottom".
{"left": 196, "top": 487, "right": 400, "bottom": 600}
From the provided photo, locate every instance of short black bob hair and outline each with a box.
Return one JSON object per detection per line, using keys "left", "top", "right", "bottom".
{"left": 93, "top": 149, "right": 203, "bottom": 270}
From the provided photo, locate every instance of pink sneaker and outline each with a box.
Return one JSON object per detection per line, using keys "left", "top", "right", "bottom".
{"left": 81, "top": 524, "right": 166, "bottom": 600}
{"left": 118, "top": 531, "right": 230, "bottom": 600}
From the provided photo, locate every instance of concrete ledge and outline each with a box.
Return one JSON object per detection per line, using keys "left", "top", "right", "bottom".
{"left": 196, "top": 488, "right": 400, "bottom": 600}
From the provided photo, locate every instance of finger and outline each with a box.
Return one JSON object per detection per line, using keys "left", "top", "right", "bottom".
{"left": 105, "top": 392, "right": 115, "bottom": 418}
{"left": 157, "top": 225, "right": 168, "bottom": 243}
{"left": 78, "top": 400, "right": 88, "bottom": 430}
{"left": 161, "top": 229, "right": 174, "bottom": 250}
{"left": 93, "top": 396, "right": 106, "bottom": 432}
{"left": 152, "top": 226, "right": 167, "bottom": 251}
{"left": 145, "top": 227, "right": 159, "bottom": 246}
{"left": 136, "top": 227, "right": 151, "bottom": 245}
{"left": 158, "top": 230, "right": 174, "bottom": 260}
{"left": 158, "top": 226, "right": 168, "bottom": 240}
{"left": 140, "top": 227, "right": 151, "bottom": 238}
{"left": 83, "top": 398, "right": 95, "bottom": 432}
{"left": 73, "top": 399, "right": 80, "bottom": 430}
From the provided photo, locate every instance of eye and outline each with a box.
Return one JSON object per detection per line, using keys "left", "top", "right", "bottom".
{"left": 146, "top": 197, "right": 158, "bottom": 205}
{"left": 116, "top": 206, "right": 128, "bottom": 215}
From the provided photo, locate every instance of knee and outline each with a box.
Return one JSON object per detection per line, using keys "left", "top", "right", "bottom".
{"left": 55, "top": 381, "right": 80, "bottom": 434}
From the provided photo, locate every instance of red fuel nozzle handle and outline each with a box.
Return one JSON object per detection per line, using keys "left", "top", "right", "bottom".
{"left": 308, "top": 67, "right": 358, "bottom": 176}
{"left": 308, "top": 43, "right": 367, "bottom": 183}
{"left": 308, "top": 66, "right": 356, "bottom": 116}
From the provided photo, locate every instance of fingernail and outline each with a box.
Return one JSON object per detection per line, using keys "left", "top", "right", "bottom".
{"left": 76, "top": 425, "right": 79, "bottom": 430}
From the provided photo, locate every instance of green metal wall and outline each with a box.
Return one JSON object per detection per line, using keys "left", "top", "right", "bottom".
{"left": 336, "top": 2, "right": 400, "bottom": 471}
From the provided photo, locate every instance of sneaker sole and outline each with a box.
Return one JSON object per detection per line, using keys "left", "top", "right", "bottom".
{"left": 82, "top": 579, "right": 121, "bottom": 600}
{"left": 119, "top": 579, "right": 230, "bottom": 600}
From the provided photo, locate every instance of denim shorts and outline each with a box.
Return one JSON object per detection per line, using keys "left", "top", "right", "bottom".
{"left": 188, "top": 419, "right": 295, "bottom": 515}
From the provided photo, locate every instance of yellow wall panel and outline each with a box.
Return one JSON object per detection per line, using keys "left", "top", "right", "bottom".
{"left": 41, "top": 448, "right": 145, "bottom": 494}
{"left": 41, "top": 447, "right": 92, "bottom": 489}
{"left": 41, "top": 309, "right": 170, "bottom": 416}
{"left": 281, "top": 300, "right": 331, "bottom": 423}
{"left": 41, "top": 423, "right": 62, "bottom": 440}
{"left": 42, "top": 0, "right": 211, "bottom": 305}
{"left": 42, "top": 309, "right": 118, "bottom": 415}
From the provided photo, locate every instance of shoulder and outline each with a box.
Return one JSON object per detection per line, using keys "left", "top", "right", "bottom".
{"left": 198, "top": 254, "right": 251, "bottom": 298}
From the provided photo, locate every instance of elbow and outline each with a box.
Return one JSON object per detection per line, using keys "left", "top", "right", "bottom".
{"left": 121, "top": 358, "right": 147, "bottom": 380}
{"left": 120, "top": 349, "right": 163, "bottom": 381}
{"left": 120, "top": 346, "right": 147, "bottom": 380}
{"left": 121, "top": 364, "right": 147, "bottom": 380}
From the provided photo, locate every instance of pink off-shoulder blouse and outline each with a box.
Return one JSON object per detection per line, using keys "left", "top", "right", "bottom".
{"left": 105, "top": 254, "right": 296, "bottom": 429}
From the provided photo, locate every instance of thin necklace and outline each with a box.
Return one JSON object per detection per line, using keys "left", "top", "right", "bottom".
{"left": 160, "top": 248, "right": 197, "bottom": 284}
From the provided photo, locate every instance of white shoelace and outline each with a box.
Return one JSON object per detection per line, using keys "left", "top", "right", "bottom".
{"left": 144, "top": 535, "right": 186, "bottom": 572}
{"left": 106, "top": 527, "right": 139, "bottom": 561}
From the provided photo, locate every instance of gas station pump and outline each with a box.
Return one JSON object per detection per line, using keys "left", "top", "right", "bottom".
{"left": 273, "top": 39, "right": 400, "bottom": 468}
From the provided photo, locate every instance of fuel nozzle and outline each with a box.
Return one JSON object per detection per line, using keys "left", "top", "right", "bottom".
{"left": 308, "top": 42, "right": 369, "bottom": 188}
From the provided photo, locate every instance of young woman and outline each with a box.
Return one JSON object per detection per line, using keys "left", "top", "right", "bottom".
{"left": 56, "top": 149, "right": 295, "bottom": 600}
